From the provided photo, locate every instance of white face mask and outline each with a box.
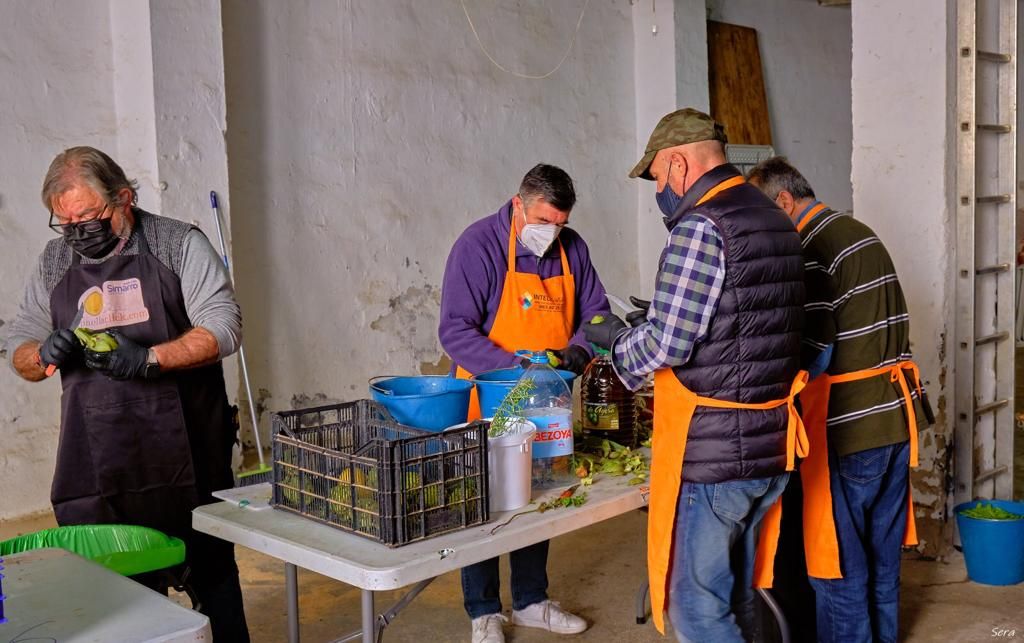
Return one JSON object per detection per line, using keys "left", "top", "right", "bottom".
{"left": 517, "top": 200, "right": 562, "bottom": 257}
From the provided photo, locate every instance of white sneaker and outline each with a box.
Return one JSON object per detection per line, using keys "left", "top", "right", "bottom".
{"left": 471, "top": 613, "right": 508, "bottom": 643}
{"left": 512, "top": 599, "right": 588, "bottom": 634}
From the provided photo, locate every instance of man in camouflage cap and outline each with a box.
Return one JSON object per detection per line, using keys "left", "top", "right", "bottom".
{"left": 628, "top": 107, "right": 728, "bottom": 180}
{"left": 584, "top": 108, "right": 806, "bottom": 641}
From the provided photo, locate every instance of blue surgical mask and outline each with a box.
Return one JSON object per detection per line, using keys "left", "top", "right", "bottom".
{"left": 656, "top": 162, "right": 684, "bottom": 217}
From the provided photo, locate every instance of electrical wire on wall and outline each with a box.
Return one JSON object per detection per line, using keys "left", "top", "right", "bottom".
{"left": 459, "top": 0, "right": 590, "bottom": 79}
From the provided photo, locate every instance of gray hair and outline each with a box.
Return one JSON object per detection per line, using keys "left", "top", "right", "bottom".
{"left": 41, "top": 146, "right": 139, "bottom": 211}
{"left": 746, "top": 156, "right": 816, "bottom": 201}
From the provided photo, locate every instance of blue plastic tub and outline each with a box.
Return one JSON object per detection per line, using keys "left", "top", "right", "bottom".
{"left": 955, "top": 499, "right": 1024, "bottom": 586}
{"left": 369, "top": 376, "right": 473, "bottom": 431}
{"left": 472, "top": 367, "right": 576, "bottom": 418}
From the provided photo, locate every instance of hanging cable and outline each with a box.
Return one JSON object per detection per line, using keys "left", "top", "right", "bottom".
{"left": 459, "top": 0, "right": 590, "bottom": 80}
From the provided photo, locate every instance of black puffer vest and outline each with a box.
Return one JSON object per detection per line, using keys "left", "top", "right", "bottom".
{"left": 667, "top": 165, "right": 805, "bottom": 483}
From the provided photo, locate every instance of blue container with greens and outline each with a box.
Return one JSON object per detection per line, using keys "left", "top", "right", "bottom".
{"left": 955, "top": 499, "right": 1024, "bottom": 586}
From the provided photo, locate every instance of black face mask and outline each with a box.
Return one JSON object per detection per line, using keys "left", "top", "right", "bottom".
{"left": 64, "top": 217, "right": 120, "bottom": 259}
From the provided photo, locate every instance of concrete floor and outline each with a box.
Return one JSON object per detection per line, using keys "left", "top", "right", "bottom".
{"left": 4, "top": 509, "right": 1021, "bottom": 642}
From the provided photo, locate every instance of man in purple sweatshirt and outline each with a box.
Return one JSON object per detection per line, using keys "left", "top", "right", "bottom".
{"left": 439, "top": 164, "right": 609, "bottom": 643}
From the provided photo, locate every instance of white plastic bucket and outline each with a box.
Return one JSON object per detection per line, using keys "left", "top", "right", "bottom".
{"left": 487, "top": 419, "right": 536, "bottom": 513}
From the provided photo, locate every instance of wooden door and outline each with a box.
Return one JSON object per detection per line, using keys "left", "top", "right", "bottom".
{"left": 707, "top": 20, "right": 772, "bottom": 146}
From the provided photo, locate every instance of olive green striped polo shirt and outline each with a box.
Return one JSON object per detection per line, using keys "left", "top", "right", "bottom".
{"left": 800, "top": 205, "right": 928, "bottom": 456}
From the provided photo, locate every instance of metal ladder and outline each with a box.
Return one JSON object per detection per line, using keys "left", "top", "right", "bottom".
{"left": 954, "top": 0, "right": 1017, "bottom": 508}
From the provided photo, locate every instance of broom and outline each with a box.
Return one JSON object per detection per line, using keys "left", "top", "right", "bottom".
{"left": 209, "top": 191, "right": 272, "bottom": 486}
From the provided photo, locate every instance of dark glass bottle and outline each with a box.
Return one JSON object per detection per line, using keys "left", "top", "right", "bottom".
{"left": 580, "top": 351, "right": 637, "bottom": 447}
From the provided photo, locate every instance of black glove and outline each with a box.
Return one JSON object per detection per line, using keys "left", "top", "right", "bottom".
{"left": 84, "top": 329, "right": 156, "bottom": 380}
{"left": 583, "top": 314, "right": 627, "bottom": 351}
{"left": 626, "top": 296, "right": 651, "bottom": 327}
{"left": 39, "top": 328, "right": 80, "bottom": 369}
{"left": 547, "top": 345, "right": 592, "bottom": 375}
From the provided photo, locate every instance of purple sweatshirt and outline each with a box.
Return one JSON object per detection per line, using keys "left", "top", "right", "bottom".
{"left": 439, "top": 200, "right": 611, "bottom": 375}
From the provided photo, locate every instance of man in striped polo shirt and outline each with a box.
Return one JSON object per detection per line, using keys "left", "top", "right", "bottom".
{"left": 748, "top": 157, "right": 932, "bottom": 643}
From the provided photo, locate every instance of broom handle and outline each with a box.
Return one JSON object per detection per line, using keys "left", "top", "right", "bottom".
{"left": 209, "top": 191, "right": 266, "bottom": 467}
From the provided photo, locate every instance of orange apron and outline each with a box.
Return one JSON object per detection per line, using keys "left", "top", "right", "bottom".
{"left": 798, "top": 362, "right": 921, "bottom": 579}
{"left": 646, "top": 175, "right": 811, "bottom": 633}
{"left": 648, "top": 370, "right": 809, "bottom": 633}
{"left": 455, "top": 221, "right": 575, "bottom": 421}
{"left": 792, "top": 204, "right": 920, "bottom": 579}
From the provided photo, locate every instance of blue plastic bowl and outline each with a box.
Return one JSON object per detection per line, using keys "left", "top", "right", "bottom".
{"left": 471, "top": 367, "right": 576, "bottom": 418}
{"left": 955, "top": 499, "right": 1024, "bottom": 586}
{"left": 369, "top": 376, "right": 474, "bottom": 431}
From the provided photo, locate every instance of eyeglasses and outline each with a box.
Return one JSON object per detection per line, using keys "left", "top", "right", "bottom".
{"left": 49, "top": 203, "right": 112, "bottom": 235}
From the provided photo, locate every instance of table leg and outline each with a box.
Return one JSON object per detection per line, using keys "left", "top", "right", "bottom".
{"left": 361, "top": 589, "right": 375, "bottom": 643}
{"left": 635, "top": 580, "right": 649, "bottom": 624}
{"left": 286, "top": 562, "right": 300, "bottom": 643}
{"left": 329, "top": 578, "right": 435, "bottom": 643}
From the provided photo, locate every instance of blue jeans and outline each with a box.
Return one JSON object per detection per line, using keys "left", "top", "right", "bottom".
{"left": 809, "top": 440, "right": 909, "bottom": 643}
{"left": 668, "top": 473, "right": 790, "bottom": 643}
{"left": 461, "top": 540, "right": 549, "bottom": 618}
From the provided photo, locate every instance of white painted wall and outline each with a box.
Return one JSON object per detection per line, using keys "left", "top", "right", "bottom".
{"left": 147, "top": 0, "right": 240, "bottom": 439}
{"left": 222, "top": 0, "right": 639, "bottom": 436}
{"left": 631, "top": 0, "right": 711, "bottom": 299}
{"left": 111, "top": 0, "right": 160, "bottom": 210}
{"left": 709, "top": 0, "right": 853, "bottom": 210}
{"left": 851, "top": 0, "right": 953, "bottom": 554}
{"left": 632, "top": 0, "right": 682, "bottom": 297}
{"left": 150, "top": 0, "right": 231, "bottom": 233}
{"left": 676, "top": 0, "right": 711, "bottom": 115}
{"left": 0, "top": 0, "right": 117, "bottom": 521}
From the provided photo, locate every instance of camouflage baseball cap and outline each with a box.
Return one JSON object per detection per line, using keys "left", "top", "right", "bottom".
{"left": 629, "top": 108, "right": 728, "bottom": 180}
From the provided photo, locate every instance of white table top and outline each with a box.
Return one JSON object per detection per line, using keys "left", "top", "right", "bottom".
{"left": 194, "top": 475, "right": 650, "bottom": 591}
{"left": 0, "top": 548, "right": 211, "bottom": 643}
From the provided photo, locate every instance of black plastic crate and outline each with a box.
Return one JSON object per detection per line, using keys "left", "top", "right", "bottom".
{"left": 271, "top": 400, "right": 490, "bottom": 547}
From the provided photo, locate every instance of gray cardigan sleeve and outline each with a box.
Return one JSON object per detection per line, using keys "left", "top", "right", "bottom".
{"left": 5, "top": 253, "right": 53, "bottom": 369}
{"left": 179, "top": 229, "right": 242, "bottom": 359}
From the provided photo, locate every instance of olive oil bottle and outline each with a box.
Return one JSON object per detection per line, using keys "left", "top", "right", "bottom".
{"left": 580, "top": 349, "right": 637, "bottom": 447}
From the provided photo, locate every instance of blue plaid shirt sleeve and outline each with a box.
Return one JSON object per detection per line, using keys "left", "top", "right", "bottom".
{"left": 610, "top": 216, "right": 725, "bottom": 391}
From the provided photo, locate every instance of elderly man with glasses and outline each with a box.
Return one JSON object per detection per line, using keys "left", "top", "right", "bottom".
{"left": 6, "top": 146, "right": 250, "bottom": 641}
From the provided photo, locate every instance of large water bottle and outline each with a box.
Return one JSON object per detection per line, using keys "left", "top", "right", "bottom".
{"left": 515, "top": 350, "right": 575, "bottom": 489}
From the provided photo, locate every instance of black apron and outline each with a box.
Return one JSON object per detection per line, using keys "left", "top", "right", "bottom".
{"left": 49, "top": 215, "right": 235, "bottom": 542}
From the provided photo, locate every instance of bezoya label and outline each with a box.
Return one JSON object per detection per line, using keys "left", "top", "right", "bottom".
{"left": 531, "top": 414, "right": 574, "bottom": 459}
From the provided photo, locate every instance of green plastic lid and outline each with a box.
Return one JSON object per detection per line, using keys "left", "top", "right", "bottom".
{"left": 0, "top": 524, "right": 185, "bottom": 576}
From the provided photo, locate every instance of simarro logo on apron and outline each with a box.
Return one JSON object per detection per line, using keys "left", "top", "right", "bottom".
{"left": 77, "top": 278, "right": 151, "bottom": 330}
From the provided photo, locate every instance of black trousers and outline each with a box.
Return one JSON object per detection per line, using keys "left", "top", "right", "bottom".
{"left": 136, "top": 531, "right": 250, "bottom": 642}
